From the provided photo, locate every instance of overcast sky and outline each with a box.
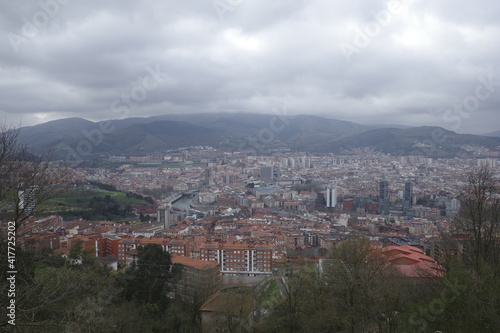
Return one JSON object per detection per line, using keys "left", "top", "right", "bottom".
{"left": 1, "top": 0, "right": 499, "bottom": 134}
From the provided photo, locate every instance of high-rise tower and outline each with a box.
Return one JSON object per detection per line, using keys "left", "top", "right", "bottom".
{"left": 158, "top": 203, "right": 172, "bottom": 229}
{"left": 404, "top": 181, "right": 413, "bottom": 211}
{"left": 379, "top": 179, "right": 390, "bottom": 215}
{"left": 18, "top": 185, "right": 38, "bottom": 217}
{"left": 260, "top": 165, "right": 274, "bottom": 182}
{"left": 326, "top": 185, "right": 337, "bottom": 208}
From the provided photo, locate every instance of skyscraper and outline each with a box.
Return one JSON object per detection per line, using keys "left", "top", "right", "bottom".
{"left": 404, "top": 181, "right": 413, "bottom": 210}
{"left": 326, "top": 185, "right": 337, "bottom": 208}
{"left": 158, "top": 203, "right": 172, "bottom": 229}
{"left": 18, "top": 185, "right": 37, "bottom": 217}
{"left": 379, "top": 179, "right": 390, "bottom": 215}
{"left": 260, "top": 165, "right": 273, "bottom": 182}
{"left": 379, "top": 180, "right": 388, "bottom": 200}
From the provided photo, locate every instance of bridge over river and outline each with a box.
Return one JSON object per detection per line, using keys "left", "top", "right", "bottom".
{"left": 168, "top": 190, "right": 200, "bottom": 210}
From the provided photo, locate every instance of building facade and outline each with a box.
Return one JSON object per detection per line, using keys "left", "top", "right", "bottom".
{"left": 200, "top": 241, "right": 273, "bottom": 276}
{"left": 326, "top": 185, "right": 337, "bottom": 208}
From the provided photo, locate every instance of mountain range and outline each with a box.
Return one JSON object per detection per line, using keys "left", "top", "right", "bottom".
{"left": 16, "top": 113, "right": 500, "bottom": 158}
{"left": 483, "top": 130, "right": 500, "bottom": 138}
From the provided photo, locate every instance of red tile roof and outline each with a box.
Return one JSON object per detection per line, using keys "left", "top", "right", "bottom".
{"left": 381, "top": 245, "right": 444, "bottom": 278}
{"left": 171, "top": 254, "right": 219, "bottom": 270}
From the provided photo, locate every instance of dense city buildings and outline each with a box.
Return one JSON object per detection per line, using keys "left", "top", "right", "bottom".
{"left": 9, "top": 146, "right": 499, "bottom": 286}
{"left": 1, "top": 139, "right": 498, "bottom": 332}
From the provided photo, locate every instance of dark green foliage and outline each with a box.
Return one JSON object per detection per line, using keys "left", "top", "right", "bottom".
{"left": 47, "top": 186, "right": 150, "bottom": 220}
{"left": 126, "top": 191, "right": 155, "bottom": 204}
{"left": 121, "top": 244, "right": 171, "bottom": 309}
{"left": 402, "top": 261, "right": 500, "bottom": 333}
{"left": 57, "top": 195, "right": 134, "bottom": 221}
{"left": 90, "top": 182, "right": 117, "bottom": 192}
{"left": 88, "top": 195, "right": 132, "bottom": 219}
{"left": 0, "top": 243, "right": 115, "bottom": 332}
{"left": 68, "top": 239, "right": 99, "bottom": 267}
{"left": 0, "top": 243, "right": 184, "bottom": 332}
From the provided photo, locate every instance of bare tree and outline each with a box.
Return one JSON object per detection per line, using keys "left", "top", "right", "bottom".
{"left": 213, "top": 288, "right": 254, "bottom": 333}
{"left": 0, "top": 123, "right": 73, "bottom": 330}
{"left": 315, "top": 238, "right": 413, "bottom": 333}
{"left": 259, "top": 239, "right": 410, "bottom": 333}
{"left": 0, "top": 123, "right": 68, "bottom": 231}
{"left": 455, "top": 166, "right": 500, "bottom": 270}
{"left": 0, "top": 124, "right": 20, "bottom": 203}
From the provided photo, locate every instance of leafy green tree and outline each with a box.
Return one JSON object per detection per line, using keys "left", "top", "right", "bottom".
{"left": 121, "top": 243, "right": 172, "bottom": 309}
{"left": 1, "top": 247, "right": 117, "bottom": 332}
{"left": 403, "top": 261, "right": 500, "bottom": 333}
{"left": 68, "top": 239, "right": 98, "bottom": 267}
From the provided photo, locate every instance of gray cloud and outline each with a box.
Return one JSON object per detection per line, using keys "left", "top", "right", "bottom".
{"left": 1, "top": 0, "right": 499, "bottom": 134}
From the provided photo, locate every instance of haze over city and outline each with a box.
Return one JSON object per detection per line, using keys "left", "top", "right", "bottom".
{"left": 1, "top": 1, "right": 500, "bottom": 332}
{"left": 1, "top": 0, "right": 499, "bottom": 134}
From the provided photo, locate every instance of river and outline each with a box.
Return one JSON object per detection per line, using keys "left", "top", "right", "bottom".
{"left": 171, "top": 194, "right": 192, "bottom": 210}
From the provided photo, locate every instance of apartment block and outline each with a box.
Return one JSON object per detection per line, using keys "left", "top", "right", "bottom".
{"left": 199, "top": 241, "right": 273, "bottom": 276}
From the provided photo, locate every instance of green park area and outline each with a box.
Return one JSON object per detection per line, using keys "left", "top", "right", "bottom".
{"left": 43, "top": 184, "right": 153, "bottom": 221}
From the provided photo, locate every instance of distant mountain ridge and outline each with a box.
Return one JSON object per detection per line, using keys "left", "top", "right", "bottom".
{"left": 16, "top": 113, "right": 500, "bottom": 158}
{"left": 483, "top": 130, "right": 500, "bottom": 137}
{"left": 18, "top": 117, "right": 97, "bottom": 147}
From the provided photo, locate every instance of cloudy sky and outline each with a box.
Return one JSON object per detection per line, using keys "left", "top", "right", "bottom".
{"left": 1, "top": 0, "right": 499, "bottom": 134}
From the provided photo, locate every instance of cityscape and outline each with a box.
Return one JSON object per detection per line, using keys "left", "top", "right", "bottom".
{"left": 1, "top": 0, "right": 500, "bottom": 331}
{"left": 2, "top": 134, "right": 499, "bottom": 331}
